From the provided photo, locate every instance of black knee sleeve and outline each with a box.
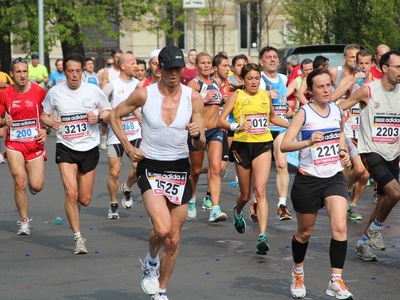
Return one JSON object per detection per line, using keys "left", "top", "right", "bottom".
{"left": 292, "top": 236, "right": 309, "bottom": 264}
{"left": 330, "top": 239, "right": 347, "bottom": 269}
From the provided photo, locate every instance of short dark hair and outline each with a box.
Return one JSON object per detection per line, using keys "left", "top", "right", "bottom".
{"left": 240, "top": 63, "right": 260, "bottom": 79}
{"left": 380, "top": 50, "right": 400, "bottom": 69}
{"left": 259, "top": 46, "right": 278, "bottom": 59}
{"left": 356, "top": 49, "right": 373, "bottom": 63}
{"left": 137, "top": 59, "right": 146, "bottom": 67}
{"left": 111, "top": 48, "right": 123, "bottom": 58}
{"left": 212, "top": 54, "right": 229, "bottom": 67}
{"left": 11, "top": 57, "right": 28, "bottom": 71}
{"left": 85, "top": 57, "right": 94, "bottom": 63}
{"left": 231, "top": 54, "right": 247, "bottom": 67}
{"left": 344, "top": 44, "right": 360, "bottom": 56}
{"left": 63, "top": 53, "right": 84, "bottom": 71}
{"left": 54, "top": 58, "right": 63, "bottom": 66}
{"left": 188, "top": 49, "right": 197, "bottom": 54}
{"left": 301, "top": 58, "right": 313, "bottom": 69}
{"left": 313, "top": 55, "right": 329, "bottom": 69}
{"left": 306, "top": 68, "right": 331, "bottom": 90}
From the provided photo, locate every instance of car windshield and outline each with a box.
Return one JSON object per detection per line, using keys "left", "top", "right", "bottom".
{"left": 296, "top": 52, "right": 343, "bottom": 68}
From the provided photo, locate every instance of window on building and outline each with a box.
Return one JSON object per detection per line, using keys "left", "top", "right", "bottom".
{"left": 239, "top": 2, "right": 259, "bottom": 50}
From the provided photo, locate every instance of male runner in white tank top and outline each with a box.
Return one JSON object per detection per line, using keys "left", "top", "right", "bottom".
{"left": 338, "top": 50, "right": 400, "bottom": 261}
{"left": 109, "top": 46, "right": 205, "bottom": 300}
{"left": 102, "top": 53, "right": 140, "bottom": 219}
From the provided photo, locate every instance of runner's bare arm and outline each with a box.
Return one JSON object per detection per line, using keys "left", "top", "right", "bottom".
{"left": 217, "top": 91, "right": 238, "bottom": 130}
{"left": 188, "top": 90, "right": 206, "bottom": 150}
{"left": 337, "top": 86, "right": 369, "bottom": 111}
{"left": 109, "top": 88, "right": 147, "bottom": 159}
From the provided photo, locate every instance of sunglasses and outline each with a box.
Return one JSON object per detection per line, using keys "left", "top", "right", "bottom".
{"left": 12, "top": 57, "right": 28, "bottom": 64}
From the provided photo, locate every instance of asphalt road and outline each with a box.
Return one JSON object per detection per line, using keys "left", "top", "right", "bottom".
{"left": 0, "top": 133, "right": 399, "bottom": 300}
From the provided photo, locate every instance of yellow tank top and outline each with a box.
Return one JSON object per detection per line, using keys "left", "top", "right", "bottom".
{"left": 232, "top": 89, "right": 273, "bottom": 143}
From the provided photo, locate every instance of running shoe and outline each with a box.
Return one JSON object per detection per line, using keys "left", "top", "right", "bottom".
{"left": 277, "top": 204, "right": 292, "bottom": 221}
{"left": 233, "top": 205, "right": 246, "bottom": 233}
{"left": 151, "top": 293, "right": 169, "bottom": 300}
{"left": 0, "top": 154, "right": 5, "bottom": 164}
{"left": 17, "top": 219, "right": 31, "bottom": 235}
{"left": 140, "top": 258, "right": 160, "bottom": 295}
{"left": 256, "top": 233, "right": 269, "bottom": 255}
{"left": 326, "top": 278, "right": 353, "bottom": 299}
{"left": 347, "top": 204, "right": 362, "bottom": 220}
{"left": 373, "top": 190, "right": 378, "bottom": 203}
{"left": 249, "top": 200, "right": 258, "bottom": 224}
{"left": 28, "top": 185, "right": 37, "bottom": 195}
{"left": 108, "top": 202, "right": 119, "bottom": 219}
{"left": 355, "top": 240, "right": 377, "bottom": 261}
{"left": 220, "top": 168, "right": 227, "bottom": 179}
{"left": 99, "top": 135, "right": 107, "bottom": 150}
{"left": 367, "top": 223, "right": 385, "bottom": 250}
{"left": 186, "top": 197, "right": 197, "bottom": 220}
{"left": 201, "top": 196, "right": 212, "bottom": 211}
{"left": 74, "top": 237, "right": 88, "bottom": 254}
{"left": 209, "top": 205, "right": 227, "bottom": 222}
{"left": 290, "top": 270, "right": 306, "bottom": 299}
{"left": 119, "top": 183, "right": 133, "bottom": 209}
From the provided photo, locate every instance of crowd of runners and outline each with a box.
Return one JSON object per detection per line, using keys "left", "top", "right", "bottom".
{"left": 1, "top": 42, "right": 399, "bottom": 300}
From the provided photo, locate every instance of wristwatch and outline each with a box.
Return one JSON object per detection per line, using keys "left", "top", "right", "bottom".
{"left": 97, "top": 115, "right": 104, "bottom": 123}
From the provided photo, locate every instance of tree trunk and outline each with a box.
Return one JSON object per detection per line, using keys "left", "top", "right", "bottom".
{"left": 0, "top": 30, "right": 12, "bottom": 73}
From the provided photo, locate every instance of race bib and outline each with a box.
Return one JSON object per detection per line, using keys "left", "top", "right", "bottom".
{"left": 121, "top": 114, "right": 139, "bottom": 135}
{"left": 60, "top": 113, "right": 90, "bottom": 140}
{"left": 372, "top": 115, "right": 400, "bottom": 143}
{"left": 350, "top": 107, "right": 360, "bottom": 131}
{"left": 201, "top": 89, "right": 223, "bottom": 105}
{"left": 310, "top": 130, "right": 340, "bottom": 166}
{"left": 270, "top": 104, "right": 287, "bottom": 127}
{"left": 10, "top": 118, "right": 38, "bottom": 142}
{"left": 246, "top": 113, "right": 268, "bottom": 134}
{"left": 146, "top": 170, "right": 187, "bottom": 205}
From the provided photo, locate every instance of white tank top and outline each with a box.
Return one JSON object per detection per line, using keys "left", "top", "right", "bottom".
{"left": 107, "top": 77, "right": 140, "bottom": 145}
{"left": 298, "top": 102, "right": 343, "bottom": 178}
{"left": 108, "top": 67, "right": 120, "bottom": 82}
{"left": 343, "top": 84, "right": 361, "bottom": 139}
{"left": 140, "top": 83, "right": 192, "bottom": 160}
{"left": 358, "top": 80, "right": 400, "bottom": 160}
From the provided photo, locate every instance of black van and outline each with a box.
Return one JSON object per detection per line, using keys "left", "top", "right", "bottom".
{"left": 277, "top": 44, "right": 366, "bottom": 75}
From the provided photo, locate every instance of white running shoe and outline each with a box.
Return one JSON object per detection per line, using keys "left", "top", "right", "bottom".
{"left": 108, "top": 203, "right": 119, "bottom": 219}
{"left": 290, "top": 270, "right": 306, "bottom": 299}
{"left": 326, "top": 278, "right": 353, "bottom": 299}
{"left": 140, "top": 258, "right": 160, "bottom": 295}
{"left": 119, "top": 183, "right": 133, "bottom": 209}
{"left": 74, "top": 237, "right": 88, "bottom": 254}
{"left": 17, "top": 219, "right": 31, "bottom": 235}
{"left": 186, "top": 197, "right": 197, "bottom": 220}
{"left": 99, "top": 135, "right": 107, "bottom": 150}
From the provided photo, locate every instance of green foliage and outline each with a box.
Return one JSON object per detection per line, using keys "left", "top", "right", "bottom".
{"left": 283, "top": 0, "right": 400, "bottom": 51}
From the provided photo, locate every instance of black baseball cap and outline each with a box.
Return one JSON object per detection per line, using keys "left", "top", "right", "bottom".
{"left": 158, "top": 46, "right": 185, "bottom": 69}
{"left": 30, "top": 51, "right": 39, "bottom": 59}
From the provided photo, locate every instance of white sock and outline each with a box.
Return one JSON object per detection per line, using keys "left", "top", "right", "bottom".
{"left": 146, "top": 252, "right": 159, "bottom": 264}
{"left": 293, "top": 265, "right": 303, "bottom": 274}
{"left": 73, "top": 231, "right": 81, "bottom": 240}
{"left": 123, "top": 182, "right": 130, "bottom": 191}
{"left": 331, "top": 273, "right": 342, "bottom": 281}
{"left": 278, "top": 197, "right": 287, "bottom": 207}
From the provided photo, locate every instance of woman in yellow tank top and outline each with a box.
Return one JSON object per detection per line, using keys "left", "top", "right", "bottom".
{"left": 217, "top": 63, "right": 290, "bottom": 255}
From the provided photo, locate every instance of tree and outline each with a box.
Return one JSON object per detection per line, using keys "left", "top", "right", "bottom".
{"left": 283, "top": 0, "right": 400, "bottom": 51}
{"left": 0, "top": 0, "right": 155, "bottom": 65}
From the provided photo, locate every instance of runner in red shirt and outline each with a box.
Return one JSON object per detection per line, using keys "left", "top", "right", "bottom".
{"left": 370, "top": 44, "right": 390, "bottom": 80}
{"left": 0, "top": 57, "right": 47, "bottom": 235}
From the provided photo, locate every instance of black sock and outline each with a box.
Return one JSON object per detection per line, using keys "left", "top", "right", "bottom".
{"left": 292, "top": 236, "right": 309, "bottom": 264}
{"left": 330, "top": 239, "right": 347, "bottom": 269}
